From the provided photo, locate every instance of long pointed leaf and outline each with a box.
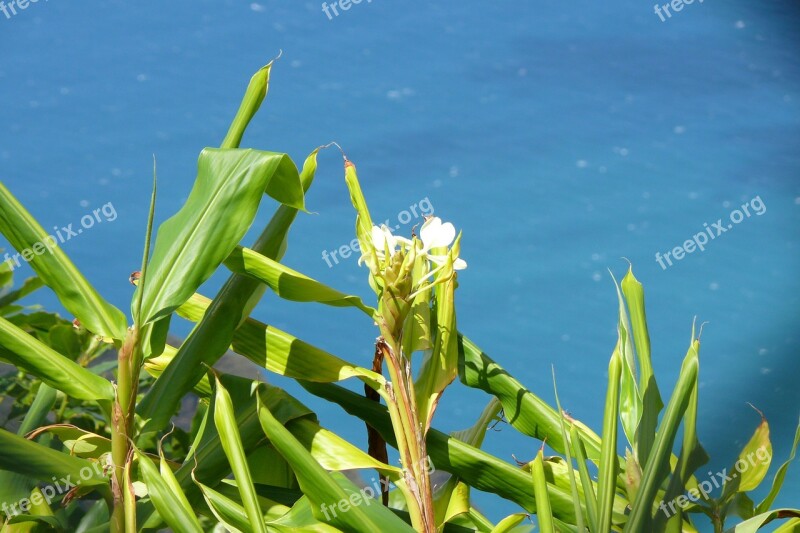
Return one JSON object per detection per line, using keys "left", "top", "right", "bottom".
{"left": 224, "top": 245, "right": 376, "bottom": 316}
{"left": 0, "top": 182, "right": 126, "bottom": 339}
{"left": 0, "top": 316, "right": 114, "bottom": 401}
{"left": 138, "top": 149, "right": 320, "bottom": 431}
{"left": 136, "top": 448, "right": 202, "bottom": 533}
{"left": 256, "top": 384, "right": 414, "bottom": 532}
{"left": 621, "top": 266, "right": 663, "bottom": 466}
{"left": 722, "top": 509, "right": 800, "bottom": 533}
{"left": 458, "top": 334, "right": 602, "bottom": 461}
{"left": 531, "top": 447, "right": 555, "bottom": 533}
{"left": 0, "top": 428, "right": 107, "bottom": 488}
{"left": 597, "top": 348, "right": 623, "bottom": 532}
{"left": 300, "top": 380, "right": 582, "bottom": 523}
{"left": 756, "top": 417, "right": 800, "bottom": 514}
{"left": 624, "top": 339, "right": 700, "bottom": 532}
{"left": 213, "top": 376, "right": 268, "bottom": 533}
{"left": 221, "top": 58, "right": 278, "bottom": 150}
{"left": 138, "top": 147, "right": 303, "bottom": 325}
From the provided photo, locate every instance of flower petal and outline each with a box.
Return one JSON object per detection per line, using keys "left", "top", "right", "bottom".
{"left": 393, "top": 235, "right": 413, "bottom": 248}
{"left": 427, "top": 254, "right": 467, "bottom": 271}
{"left": 371, "top": 225, "right": 387, "bottom": 249}
{"left": 421, "top": 217, "right": 455, "bottom": 251}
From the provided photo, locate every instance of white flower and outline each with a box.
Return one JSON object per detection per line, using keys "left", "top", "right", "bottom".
{"left": 419, "top": 217, "right": 467, "bottom": 270}
{"left": 359, "top": 224, "right": 411, "bottom": 265}
{"left": 359, "top": 217, "right": 466, "bottom": 271}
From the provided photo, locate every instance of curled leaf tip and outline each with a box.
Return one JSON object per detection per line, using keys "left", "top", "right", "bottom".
{"left": 322, "top": 141, "right": 348, "bottom": 162}
{"left": 697, "top": 320, "right": 710, "bottom": 341}
{"left": 747, "top": 402, "right": 766, "bottom": 420}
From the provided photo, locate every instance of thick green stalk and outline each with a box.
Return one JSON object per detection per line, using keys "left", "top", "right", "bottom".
{"left": 111, "top": 160, "right": 157, "bottom": 532}
{"left": 378, "top": 335, "right": 435, "bottom": 532}
{"left": 110, "top": 328, "right": 138, "bottom": 532}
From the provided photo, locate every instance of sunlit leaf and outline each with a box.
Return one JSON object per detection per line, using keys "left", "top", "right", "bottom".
{"left": 138, "top": 147, "right": 304, "bottom": 325}
{"left": 0, "top": 183, "right": 126, "bottom": 339}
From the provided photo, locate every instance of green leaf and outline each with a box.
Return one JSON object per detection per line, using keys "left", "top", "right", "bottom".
{"left": 213, "top": 376, "right": 268, "bottom": 533}
{"left": 596, "top": 348, "right": 623, "bottom": 533}
{"left": 722, "top": 509, "right": 800, "bottom": 533}
{"left": 0, "top": 276, "right": 44, "bottom": 309}
{"left": 191, "top": 473, "right": 251, "bottom": 533}
{"left": 434, "top": 399, "right": 501, "bottom": 527}
{"left": 756, "top": 417, "right": 800, "bottom": 514}
{"left": 570, "top": 424, "right": 598, "bottom": 530}
{"left": 773, "top": 518, "right": 800, "bottom": 533}
{"left": 224, "top": 245, "right": 376, "bottom": 316}
{"left": 342, "top": 159, "right": 378, "bottom": 276}
{"left": 722, "top": 412, "right": 773, "bottom": 502}
{"left": 138, "top": 147, "right": 304, "bottom": 325}
{"left": 653, "top": 324, "right": 709, "bottom": 531}
{"left": 26, "top": 424, "right": 111, "bottom": 458}
{"left": 287, "top": 417, "right": 402, "bottom": 478}
{"left": 458, "top": 334, "right": 602, "bottom": 461}
{"left": 300, "top": 381, "right": 581, "bottom": 523}
{"left": 552, "top": 369, "right": 585, "bottom": 532}
{"left": 255, "top": 384, "right": 414, "bottom": 532}
{"left": 0, "top": 384, "right": 57, "bottom": 511}
{"left": 611, "top": 272, "right": 642, "bottom": 455}
{"left": 136, "top": 447, "right": 203, "bottom": 533}
{"left": 489, "top": 513, "right": 529, "bottom": 533}
{"left": 0, "top": 316, "right": 114, "bottom": 401}
{"left": 221, "top": 57, "right": 279, "bottom": 150}
{"left": 0, "top": 182, "right": 127, "bottom": 340}
{"left": 137, "top": 149, "right": 320, "bottom": 432}
{"left": 17, "top": 384, "right": 58, "bottom": 437}
{"left": 0, "top": 428, "right": 107, "bottom": 488}
{"left": 415, "top": 251, "right": 459, "bottom": 432}
{"left": 621, "top": 266, "right": 663, "bottom": 466}
{"left": 624, "top": 338, "right": 700, "bottom": 532}
{"left": 401, "top": 252, "right": 432, "bottom": 355}
{"left": 138, "top": 375, "right": 313, "bottom": 529}
{"left": 531, "top": 447, "right": 555, "bottom": 533}
{"left": 232, "top": 317, "right": 385, "bottom": 390}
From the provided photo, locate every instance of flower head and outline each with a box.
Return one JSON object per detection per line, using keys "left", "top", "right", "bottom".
{"left": 359, "top": 224, "right": 412, "bottom": 266}
{"left": 419, "top": 217, "right": 467, "bottom": 270}
{"left": 358, "top": 216, "right": 466, "bottom": 271}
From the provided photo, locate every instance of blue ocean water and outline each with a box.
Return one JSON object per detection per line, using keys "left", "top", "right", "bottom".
{"left": 1, "top": 0, "right": 798, "bottom": 525}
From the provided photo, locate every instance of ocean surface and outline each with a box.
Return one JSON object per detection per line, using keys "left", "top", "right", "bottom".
{"left": 1, "top": 0, "right": 799, "bottom": 525}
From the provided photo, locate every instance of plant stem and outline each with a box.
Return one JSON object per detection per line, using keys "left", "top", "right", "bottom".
{"left": 711, "top": 506, "right": 724, "bottom": 533}
{"left": 378, "top": 336, "right": 436, "bottom": 533}
{"left": 110, "top": 327, "right": 140, "bottom": 533}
